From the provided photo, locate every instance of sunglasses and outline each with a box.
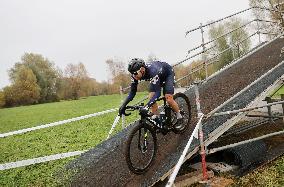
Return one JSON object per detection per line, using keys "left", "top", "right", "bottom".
{"left": 132, "top": 70, "right": 140, "bottom": 76}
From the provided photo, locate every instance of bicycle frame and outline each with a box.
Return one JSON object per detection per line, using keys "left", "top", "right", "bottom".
{"left": 139, "top": 96, "right": 173, "bottom": 131}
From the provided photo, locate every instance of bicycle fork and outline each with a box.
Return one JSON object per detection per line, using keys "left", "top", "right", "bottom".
{"left": 138, "top": 128, "right": 148, "bottom": 153}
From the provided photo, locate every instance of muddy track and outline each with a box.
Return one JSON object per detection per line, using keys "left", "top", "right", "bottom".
{"left": 67, "top": 37, "right": 284, "bottom": 187}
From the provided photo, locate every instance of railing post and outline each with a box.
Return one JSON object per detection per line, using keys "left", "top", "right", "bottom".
{"left": 194, "top": 80, "right": 208, "bottom": 182}
{"left": 256, "top": 19, "right": 261, "bottom": 44}
{"left": 120, "top": 86, "right": 123, "bottom": 103}
{"left": 200, "top": 23, "right": 208, "bottom": 80}
{"left": 204, "top": 62, "right": 208, "bottom": 80}
{"left": 194, "top": 80, "right": 202, "bottom": 116}
{"left": 232, "top": 45, "right": 235, "bottom": 60}
{"left": 122, "top": 114, "right": 125, "bottom": 129}
{"left": 237, "top": 44, "right": 240, "bottom": 58}
{"left": 189, "top": 66, "right": 193, "bottom": 85}
{"left": 281, "top": 94, "right": 284, "bottom": 124}
{"left": 120, "top": 86, "right": 125, "bottom": 128}
{"left": 275, "top": 2, "right": 284, "bottom": 31}
{"left": 266, "top": 97, "right": 273, "bottom": 123}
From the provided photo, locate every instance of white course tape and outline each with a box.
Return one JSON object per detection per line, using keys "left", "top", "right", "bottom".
{"left": 107, "top": 115, "right": 121, "bottom": 139}
{"left": 122, "top": 115, "right": 125, "bottom": 129}
{"left": 166, "top": 114, "right": 203, "bottom": 187}
{"left": 0, "top": 108, "right": 118, "bottom": 138}
{"left": 0, "top": 150, "right": 87, "bottom": 170}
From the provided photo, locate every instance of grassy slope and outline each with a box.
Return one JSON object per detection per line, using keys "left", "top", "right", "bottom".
{"left": 0, "top": 92, "right": 146, "bottom": 186}
{"left": 233, "top": 155, "right": 284, "bottom": 187}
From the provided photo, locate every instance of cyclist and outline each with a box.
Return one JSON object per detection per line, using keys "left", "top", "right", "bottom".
{"left": 119, "top": 58, "right": 185, "bottom": 130}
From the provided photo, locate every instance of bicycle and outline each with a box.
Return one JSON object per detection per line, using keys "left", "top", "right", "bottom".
{"left": 124, "top": 92, "right": 191, "bottom": 174}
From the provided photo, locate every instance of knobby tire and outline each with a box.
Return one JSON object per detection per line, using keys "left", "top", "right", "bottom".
{"left": 172, "top": 92, "right": 192, "bottom": 134}
{"left": 125, "top": 122, "right": 157, "bottom": 174}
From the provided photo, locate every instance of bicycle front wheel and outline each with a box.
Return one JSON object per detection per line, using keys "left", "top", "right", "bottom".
{"left": 125, "top": 122, "right": 157, "bottom": 174}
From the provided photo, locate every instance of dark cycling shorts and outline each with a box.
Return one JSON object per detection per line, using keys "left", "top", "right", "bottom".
{"left": 149, "top": 68, "right": 175, "bottom": 95}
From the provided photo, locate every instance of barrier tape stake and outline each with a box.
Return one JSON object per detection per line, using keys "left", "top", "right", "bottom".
{"left": 107, "top": 115, "right": 121, "bottom": 139}
{"left": 194, "top": 81, "right": 209, "bottom": 182}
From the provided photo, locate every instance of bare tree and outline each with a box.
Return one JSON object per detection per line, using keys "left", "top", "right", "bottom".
{"left": 250, "top": 0, "right": 284, "bottom": 39}
{"left": 63, "top": 62, "right": 90, "bottom": 99}
{"left": 105, "top": 58, "right": 130, "bottom": 94}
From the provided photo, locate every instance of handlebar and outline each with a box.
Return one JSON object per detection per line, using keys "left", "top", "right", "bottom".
{"left": 122, "top": 96, "right": 166, "bottom": 116}
{"left": 124, "top": 105, "right": 144, "bottom": 116}
{"left": 126, "top": 105, "right": 143, "bottom": 110}
{"left": 124, "top": 105, "right": 153, "bottom": 117}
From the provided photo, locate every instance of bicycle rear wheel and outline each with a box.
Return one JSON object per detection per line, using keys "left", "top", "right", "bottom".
{"left": 125, "top": 122, "right": 157, "bottom": 174}
{"left": 172, "top": 92, "right": 191, "bottom": 133}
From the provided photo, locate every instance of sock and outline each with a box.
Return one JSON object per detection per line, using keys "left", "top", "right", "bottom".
{"left": 176, "top": 111, "right": 182, "bottom": 119}
{"left": 151, "top": 114, "right": 159, "bottom": 119}
{"left": 151, "top": 115, "right": 161, "bottom": 125}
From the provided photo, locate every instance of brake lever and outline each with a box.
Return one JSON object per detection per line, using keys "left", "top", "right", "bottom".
{"left": 124, "top": 105, "right": 140, "bottom": 116}
{"left": 125, "top": 108, "right": 135, "bottom": 116}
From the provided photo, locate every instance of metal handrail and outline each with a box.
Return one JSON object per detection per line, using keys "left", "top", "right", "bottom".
{"left": 260, "top": 32, "right": 279, "bottom": 36}
{"left": 180, "top": 23, "right": 279, "bottom": 80}
{"left": 258, "top": 19, "right": 281, "bottom": 24}
{"left": 187, "top": 20, "right": 255, "bottom": 55}
{"left": 122, "top": 30, "right": 277, "bottom": 93}
{"left": 207, "top": 31, "right": 258, "bottom": 64}
{"left": 185, "top": 6, "right": 282, "bottom": 36}
{"left": 120, "top": 6, "right": 282, "bottom": 94}
{"left": 175, "top": 63, "right": 205, "bottom": 83}
{"left": 177, "top": 19, "right": 278, "bottom": 69}
{"left": 176, "top": 31, "right": 258, "bottom": 83}
{"left": 185, "top": 7, "right": 253, "bottom": 35}
{"left": 173, "top": 44, "right": 216, "bottom": 68}
{"left": 186, "top": 19, "right": 277, "bottom": 56}
{"left": 209, "top": 100, "right": 284, "bottom": 117}
{"left": 255, "top": 6, "right": 284, "bottom": 14}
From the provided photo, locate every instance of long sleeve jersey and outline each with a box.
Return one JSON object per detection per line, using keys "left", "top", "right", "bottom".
{"left": 124, "top": 61, "right": 174, "bottom": 108}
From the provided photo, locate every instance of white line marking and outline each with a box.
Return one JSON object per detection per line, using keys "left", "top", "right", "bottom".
{"left": 0, "top": 108, "right": 118, "bottom": 138}
{"left": 0, "top": 150, "right": 87, "bottom": 170}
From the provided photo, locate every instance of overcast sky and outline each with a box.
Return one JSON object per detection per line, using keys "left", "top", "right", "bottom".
{"left": 0, "top": 0, "right": 251, "bottom": 89}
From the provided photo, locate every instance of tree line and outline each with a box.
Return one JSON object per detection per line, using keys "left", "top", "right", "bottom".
{"left": 0, "top": 53, "right": 161, "bottom": 108}
{"left": 1, "top": 0, "right": 282, "bottom": 108}
{"left": 0, "top": 53, "right": 117, "bottom": 107}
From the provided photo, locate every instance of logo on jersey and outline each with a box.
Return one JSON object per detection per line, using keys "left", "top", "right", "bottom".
{"left": 150, "top": 75, "right": 159, "bottom": 85}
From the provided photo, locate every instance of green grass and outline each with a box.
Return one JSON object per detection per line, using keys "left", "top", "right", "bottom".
{"left": 0, "top": 157, "right": 75, "bottom": 187}
{"left": 0, "top": 93, "right": 145, "bottom": 133}
{"left": 233, "top": 155, "right": 284, "bottom": 187}
{"left": 0, "top": 92, "right": 147, "bottom": 186}
{"left": 271, "top": 85, "right": 284, "bottom": 99}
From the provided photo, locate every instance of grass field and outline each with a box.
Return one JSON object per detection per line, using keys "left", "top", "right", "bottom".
{"left": 233, "top": 155, "right": 284, "bottom": 187}
{"left": 271, "top": 84, "right": 284, "bottom": 99}
{"left": 0, "top": 92, "right": 147, "bottom": 186}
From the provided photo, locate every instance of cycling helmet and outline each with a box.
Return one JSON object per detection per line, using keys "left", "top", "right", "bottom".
{"left": 128, "top": 58, "right": 145, "bottom": 74}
